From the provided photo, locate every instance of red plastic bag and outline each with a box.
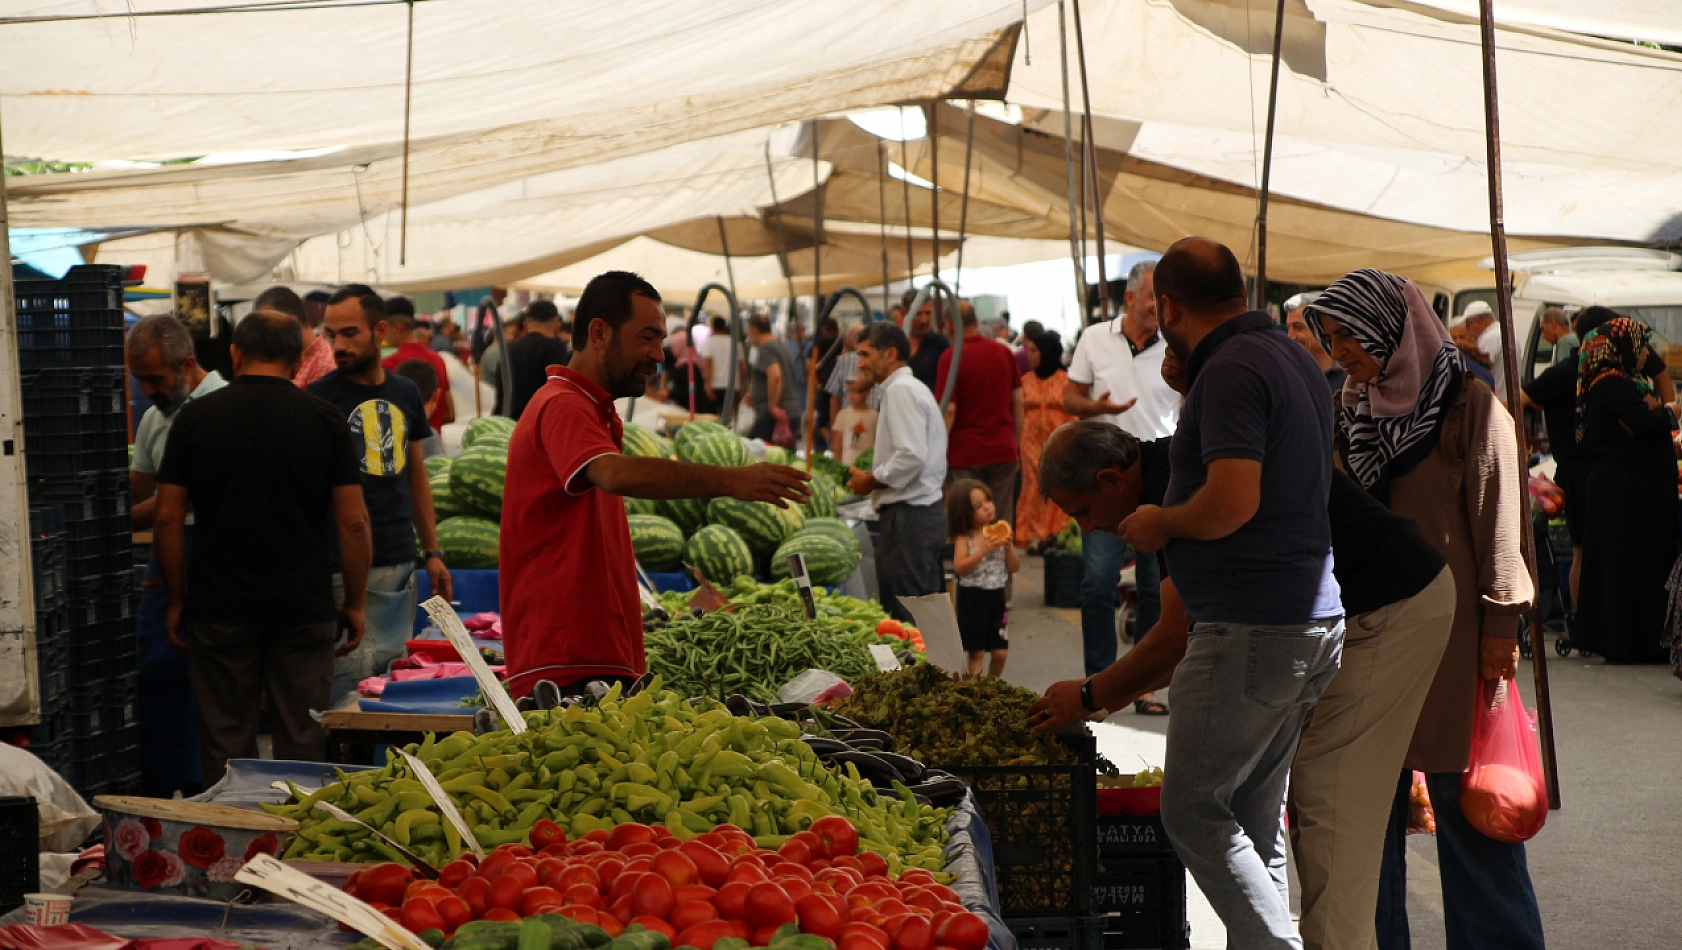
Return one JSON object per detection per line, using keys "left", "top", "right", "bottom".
{"left": 1526, "top": 473, "right": 1565, "bottom": 517}
{"left": 770, "top": 411, "right": 795, "bottom": 448}
{"left": 1460, "top": 676, "right": 1548, "bottom": 843}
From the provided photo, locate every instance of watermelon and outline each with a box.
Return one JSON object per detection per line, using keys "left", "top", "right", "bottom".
{"left": 763, "top": 445, "right": 792, "bottom": 466}
{"left": 450, "top": 444, "right": 508, "bottom": 520}
{"left": 624, "top": 496, "right": 659, "bottom": 517}
{"left": 680, "top": 431, "right": 752, "bottom": 468}
{"left": 628, "top": 514, "right": 686, "bottom": 571}
{"left": 622, "top": 423, "right": 666, "bottom": 459}
{"left": 471, "top": 430, "right": 511, "bottom": 452}
{"left": 798, "top": 517, "right": 860, "bottom": 556}
{"left": 462, "top": 415, "right": 516, "bottom": 448}
{"left": 430, "top": 471, "right": 471, "bottom": 519}
{"left": 770, "top": 532, "right": 858, "bottom": 586}
{"left": 424, "top": 454, "right": 454, "bottom": 477}
{"left": 685, "top": 524, "right": 754, "bottom": 585}
{"left": 674, "top": 419, "right": 730, "bottom": 452}
{"left": 657, "top": 497, "right": 708, "bottom": 536}
{"left": 802, "top": 472, "right": 838, "bottom": 519}
{"left": 438, "top": 515, "right": 500, "bottom": 568}
{"left": 707, "top": 497, "right": 803, "bottom": 554}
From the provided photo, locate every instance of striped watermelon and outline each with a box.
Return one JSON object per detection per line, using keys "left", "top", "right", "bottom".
{"left": 471, "top": 430, "right": 511, "bottom": 452}
{"left": 462, "top": 415, "right": 516, "bottom": 448}
{"left": 424, "top": 454, "right": 454, "bottom": 477}
{"left": 657, "top": 497, "right": 708, "bottom": 536}
{"left": 707, "top": 497, "right": 804, "bottom": 554}
{"left": 624, "top": 496, "right": 658, "bottom": 517}
{"left": 685, "top": 524, "right": 753, "bottom": 586}
{"left": 430, "top": 471, "right": 471, "bottom": 519}
{"left": 763, "top": 445, "right": 792, "bottom": 466}
{"left": 438, "top": 515, "right": 500, "bottom": 568}
{"left": 802, "top": 472, "right": 838, "bottom": 519}
{"left": 798, "top": 518, "right": 860, "bottom": 556}
{"left": 450, "top": 444, "right": 507, "bottom": 520}
{"left": 628, "top": 514, "right": 686, "bottom": 571}
{"left": 770, "top": 532, "right": 858, "bottom": 586}
{"left": 680, "top": 432, "right": 752, "bottom": 468}
{"left": 622, "top": 423, "right": 666, "bottom": 459}
{"left": 674, "top": 419, "right": 730, "bottom": 452}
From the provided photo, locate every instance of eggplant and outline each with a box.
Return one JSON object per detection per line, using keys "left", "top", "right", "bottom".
{"left": 825, "top": 728, "right": 895, "bottom": 748}
{"left": 906, "top": 777, "right": 968, "bottom": 808}
{"left": 869, "top": 751, "right": 928, "bottom": 784}
{"left": 825, "top": 750, "right": 907, "bottom": 788}
{"left": 799, "top": 737, "right": 856, "bottom": 756}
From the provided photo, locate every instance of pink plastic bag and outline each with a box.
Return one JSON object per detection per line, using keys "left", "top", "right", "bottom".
{"left": 1460, "top": 676, "right": 1548, "bottom": 843}
{"left": 770, "top": 412, "right": 795, "bottom": 449}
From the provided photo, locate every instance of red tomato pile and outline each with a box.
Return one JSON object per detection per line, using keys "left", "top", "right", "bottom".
{"left": 343, "top": 815, "right": 990, "bottom": 950}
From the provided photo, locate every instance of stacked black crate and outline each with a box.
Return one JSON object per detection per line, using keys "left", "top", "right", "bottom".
{"left": 1092, "top": 814, "right": 1189, "bottom": 950}
{"left": 16, "top": 264, "right": 140, "bottom": 797}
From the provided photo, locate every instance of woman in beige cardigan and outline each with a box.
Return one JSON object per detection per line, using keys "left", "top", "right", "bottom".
{"left": 1308, "top": 270, "right": 1543, "bottom": 950}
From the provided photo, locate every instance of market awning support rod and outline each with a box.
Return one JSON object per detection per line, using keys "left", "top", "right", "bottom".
{"left": 903, "top": 279, "right": 964, "bottom": 411}
{"left": 953, "top": 100, "right": 977, "bottom": 302}
{"left": 687, "top": 282, "right": 743, "bottom": 428}
{"left": 1057, "top": 1, "right": 1087, "bottom": 325}
{"left": 1071, "top": 0, "right": 1108, "bottom": 321}
{"left": 1253, "top": 0, "right": 1286, "bottom": 310}
{"left": 1478, "top": 0, "right": 1560, "bottom": 809}
{"left": 803, "top": 285, "right": 879, "bottom": 471}
{"left": 398, "top": 0, "right": 414, "bottom": 267}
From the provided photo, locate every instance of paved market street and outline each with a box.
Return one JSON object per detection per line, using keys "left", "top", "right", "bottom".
{"left": 1000, "top": 553, "right": 1682, "bottom": 949}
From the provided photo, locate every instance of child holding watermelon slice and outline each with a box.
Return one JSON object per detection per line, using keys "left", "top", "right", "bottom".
{"left": 946, "top": 479, "right": 1018, "bottom": 677}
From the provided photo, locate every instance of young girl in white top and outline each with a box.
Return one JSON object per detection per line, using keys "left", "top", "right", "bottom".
{"left": 948, "top": 478, "right": 1019, "bottom": 677}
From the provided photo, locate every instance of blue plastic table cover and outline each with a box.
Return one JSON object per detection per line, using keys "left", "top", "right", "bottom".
{"left": 412, "top": 569, "right": 499, "bottom": 635}
{"left": 357, "top": 676, "right": 480, "bottom": 715}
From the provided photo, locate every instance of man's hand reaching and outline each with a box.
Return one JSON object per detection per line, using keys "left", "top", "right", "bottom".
{"left": 730, "top": 463, "right": 811, "bottom": 508}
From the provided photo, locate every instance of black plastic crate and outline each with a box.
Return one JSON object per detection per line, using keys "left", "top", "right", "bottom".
{"left": 23, "top": 447, "right": 129, "bottom": 479}
{"left": 34, "top": 636, "right": 68, "bottom": 716}
{"left": 42, "top": 470, "right": 130, "bottom": 520}
{"left": 64, "top": 620, "right": 136, "bottom": 686}
{"left": 14, "top": 287, "right": 123, "bottom": 325}
{"left": 1097, "top": 814, "right": 1173, "bottom": 857}
{"left": 20, "top": 367, "right": 126, "bottom": 417}
{"left": 941, "top": 735, "right": 1098, "bottom": 918}
{"left": 1093, "top": 855, "right": 1189, "bottom": 949}
{"left": 0, "top": 796, "right": 41, "bottom": 915}
{"left": 16, "top": 333, "right": 124, "bottom": 371}
{"left": 28, "top": 505, "right": 67, "bottom": 537}
{"left": 29, "top": 538, "right": 65, "bottom": 611}
{"left": 1007, "top": 916, "right": 1105, "bottom": 950}
{"left": 69, "top": 734, "right": 140, "bottom": 792}
{"left": 69, "top": 676, "right": 137, "bottom": 740}
{"left": 1044, "top": 548, "right": 1085, "bottom": 609}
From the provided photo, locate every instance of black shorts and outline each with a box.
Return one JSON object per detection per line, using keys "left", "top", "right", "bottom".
{"left": 956, "top": 585, "right": 1009, "bottom": 652}
{"left": 1559, "top": 474, "right": 1587, "bottom": 546}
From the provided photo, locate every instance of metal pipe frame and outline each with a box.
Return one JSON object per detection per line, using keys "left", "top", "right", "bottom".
{"left": 901, "top": 279, "right": 965, "bottom": 411}
{"left": 685, "top": 281, "right": 744, "bottom": 428}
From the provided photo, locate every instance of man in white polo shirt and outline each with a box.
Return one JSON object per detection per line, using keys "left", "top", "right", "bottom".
{"left": 1064, "top": 261, "right": 1181, "bottom": 713}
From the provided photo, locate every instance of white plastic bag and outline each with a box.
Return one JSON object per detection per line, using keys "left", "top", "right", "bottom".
{"left": 0, "top": 742, "right": 100, "bottom": 851}
{"left": 777, "top": 669, "right": 850, "bottom": 705}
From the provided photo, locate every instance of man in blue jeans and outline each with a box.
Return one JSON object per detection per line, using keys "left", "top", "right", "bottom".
{"left": 1119, "top": 238, "right": 1345, "bottom": 950}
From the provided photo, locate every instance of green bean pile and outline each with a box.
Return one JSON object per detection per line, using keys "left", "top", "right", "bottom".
{"left": 644, "top": 603, "right": 881, "bottom": 703}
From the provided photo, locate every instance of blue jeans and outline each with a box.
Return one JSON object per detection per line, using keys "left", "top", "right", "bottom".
{"left": 331, "top": 562, "right": 418, "bottom": 708}
{"left": 1079, "top": 530, "right": 1163, "bottom": 677}
{"left": 1378, "top": 771, "right": 1546, "bottom": 950}
{"left": 1160, "top": 619, "right": 1345, "bottom": 950}
{"left": 138, "top": 532, "right": 203, "bottom": 796}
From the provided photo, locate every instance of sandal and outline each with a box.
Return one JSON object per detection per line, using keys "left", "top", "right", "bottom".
{"left": 1133, "top": 698, "right": 1169, "bottom": 716}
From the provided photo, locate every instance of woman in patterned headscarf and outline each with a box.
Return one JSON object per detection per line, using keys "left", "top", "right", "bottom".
{"left": 1574, "top": 316, "right": 1678, "bottom": 664}
{"left": 1307, "top": 269, "right": 1541, "bottom": 950}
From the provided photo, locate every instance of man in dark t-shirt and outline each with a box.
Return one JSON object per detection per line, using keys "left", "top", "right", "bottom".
{"left": 155, "top": 310, "right": 372, "bottom": 783}
{"left": 311, "top": 287, "right": 454, "bottom": 706}
{"left": 506, "top": 300, "right": 572, "bottom": 419}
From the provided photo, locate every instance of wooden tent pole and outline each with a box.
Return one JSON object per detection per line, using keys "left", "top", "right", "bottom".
{"left": 1254, "top": 0, "right": 1286, "bottom": 310}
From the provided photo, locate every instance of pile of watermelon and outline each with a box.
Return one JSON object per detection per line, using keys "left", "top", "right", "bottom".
{"left": 620, "top": 421, "right": 859, "bottom": 587}
{"left": 430, "top": 416, "right": 516, "bottom": 569}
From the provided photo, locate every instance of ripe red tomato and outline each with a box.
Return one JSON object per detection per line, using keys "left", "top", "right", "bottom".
{"left": 671, "top": 899, "right": 720, "bottom": 931}
{"left": 778, "top": 839, "right": 814, "bottom": 867}
{"left": 379, "top": 904, "right": 403, "bottom": 923}
{"left": 841, "top": 934, "right": 888, "bottom": 950}
{"left": 694, "top": 831, "right": 727, "bottom": 849}
{"left": 902, "top": 888, "right": 944, "bottom": 913}
{"left": 584, "top": 829, "right": 611, "bottom": 844}
{"left": 482, "top": 908, "right": 521, "bottom": 923}
{"left": 520, "top": 886, "right": 566, "bottom": 917}
{"left": 563, "top": 883, "right": 603, "bottom": 908}
{"left": 899, "top": 870, "right": 937, "bottom": 887}
{"left": 715, "top": 880, "right": 752, "bottom": 920}
{"left": 611, "top": 871, "right": 649, "bottom": 904}
{"left": 753, "top": 925, "right": 787, "bottom": 946}
{"left": 936, "top": 912, "right": 989, "bottom": 950}
{"left": 559, "top": 864, "right": 602, "bottom": 892}
{"left": 455, "top": 876, "right": 491, "bottom": 918}
{"left": 606, "top": 823, "right": 659, "bottom": 852}
{"left": 409, "top": 881, "right": 454, "bottom": 904}
{"left": 831, "top": 855, "right": 865, "bottom": 873}
{"left": 488, "top": 874, "right": 524, "bottom": 911}
{"left": 596, "top": 913, "right": 626, "bottom": 938}
{"left": 631, "top": 917, "right": 679, "bottom": 941}
{"left": 744, "top": 881, "right": 797, "bottom": 929}
{"left": 790, "top": 831, "right": 826, "bottom": 860}
{"left": 675, "top": 920, "right": 740, "bottom": 950}
{"left": 892, "top": 915, "right": 934, "bottom": 950}
{"left": 649, "top": 824, "right": 674, "bottom": 841}
{"left": 595, "top": 857, "right": 629, "bottom": 886}
{"left": 435, "top": 895, "right": 471, "bottom": 932}
{"left": 358, "top": 864, "right": 414, "bottom": 907}
{"left": 621, "top": 841, "right": 661, "bottom": 858}
{"left": 558, "top": 905, "right": 600, "bottom": 926}
{"left": 570, "top": 839, "right": 604, "bottom": 856}
{"left": 500, "top": 863, "right": 539, "bottom": 890}
{"left": 477, "top": 852, "right": 517, "bottom": 882}
{"left": 399, "top": 898, "right": 444, "bottom": 934}
{"left": 674, "top": 884, "right": 718, "bottom": 904}
{"left": 528, "top": 818, "right": 567, "bottom": 850}
{"left": 438, "top": 859, "right": 475, "bottom": 889}
{"left": 631, "top": 872, "right": 676, "bottom": 920}
{"left": 609, "top": 894, "right": 636, "bottom": 925}
{"left": 810, "top": 816, "right": 861, "bottom": 859}
{"left": 498, "top": 844, "right": 535, "bottom": 858}
{"left": 534, "top": 857, "right": 567, "bottom": 887}
{"left": 652, "top": 849, "right": 700, "bottom": 887}
{"left": 776, "top": 863, "right": 815, "bottom": 884}
{"left": 776, "top": 877, "right": 814, "bottom": 904}
{"left": 728, "top": 860, "right": 770, "bottom": 886}
{"left": 797, "top": 894, "right": 846, "bottom": 939}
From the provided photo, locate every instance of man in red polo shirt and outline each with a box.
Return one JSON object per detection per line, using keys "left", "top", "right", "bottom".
{"left": 381, "top": 296, "right": 455, "bottom": 431}
{"left": 935, "top": 301, "right": 1025, "bottom": 526}
{"left": 500, "top": 271, "right": 810, "bottom": 698}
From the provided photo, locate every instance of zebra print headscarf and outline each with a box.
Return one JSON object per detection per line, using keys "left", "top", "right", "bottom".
{"left": 1306, "top": 269, "right": 1463, "bottom": 492}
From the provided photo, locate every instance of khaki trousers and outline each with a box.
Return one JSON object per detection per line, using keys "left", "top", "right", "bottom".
{"left": 1288, "top": 566, "right": 1456, "bottom": 950}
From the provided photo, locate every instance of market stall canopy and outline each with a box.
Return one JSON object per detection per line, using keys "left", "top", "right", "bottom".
{"left": 1006, "top": 0, "right": 1682, "bottom": 246}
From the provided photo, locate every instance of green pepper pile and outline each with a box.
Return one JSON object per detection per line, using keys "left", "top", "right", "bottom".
{"left": 271, "top": 681, "right": 949, "bottom": 872}
{"left": 657, "top": 578, "right": 895, "bottom": 644}
{"left": 644, "top": 602, "right": 891, "bottom": 704}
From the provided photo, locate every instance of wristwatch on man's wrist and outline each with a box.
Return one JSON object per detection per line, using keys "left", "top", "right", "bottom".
{"left": 1079, "top": 678, "right": 1099, "bottom": 713}
{"left": 423, "top": 550, "right": 446, "bottom": 564}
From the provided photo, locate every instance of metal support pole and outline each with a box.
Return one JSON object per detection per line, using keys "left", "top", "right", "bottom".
{"left": 876, "top": 140, "right": 892, "bottom": 316}
{"left": 899, "top": 108, "right": 917, "bottom": 290}
{"left": 1478, "top": 0, "right": 1560, "bottom": 809}
{"left": 1058, "top": 1, "right": 1088, "bottom": 324}
{"left": 1072, "top": 0, "right": 1109, "bottom": 321}
{"left": 903, "top": 280, "right": 965, "bottom": 411}
{"left": 928, "top": 101, "right": 941, "bottom": 279}
{"left": 1254, "top": 0, "right": 1286, "bottom": 310}
{"left": 399, "top": 0, "right": 415, "bottom": 267}
{"left": 688, "top": 283, "right": 742, "bottom": 428}
{"left": 953, "top": 101, "right": 977, "bottom": 302}
{"left": 804, "top": 286, "right": 880, "bottom": 471}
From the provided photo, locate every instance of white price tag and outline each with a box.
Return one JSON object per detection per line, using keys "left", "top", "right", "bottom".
{"left": 313, "top": 801, "right": 438, "bottom": 876}
{"left": 398, "top": 749, "right": 485, "bottom": 860}
{"left": 420, "top": 595, "right": 526, "bottom": 734}
{"left": 868, "top": 643, "right": 902, "bottom": 672}
{"left": 234, "top": 854, "right": 431, "bottom": 950}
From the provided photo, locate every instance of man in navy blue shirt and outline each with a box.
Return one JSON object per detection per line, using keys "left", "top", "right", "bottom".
{"left": 1119, "top": 238, "right": 1344, "bottom": 950}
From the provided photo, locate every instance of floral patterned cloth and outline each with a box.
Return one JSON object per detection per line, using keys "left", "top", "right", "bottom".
{"left": 293, "top": 331, "right": 336, "bottom": 389}
{"left": 1015, "top": 369, "right": 1075, "bottom": 546}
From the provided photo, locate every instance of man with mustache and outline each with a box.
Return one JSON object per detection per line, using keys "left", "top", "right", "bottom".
{"left": 500, "top": 272, "right": 811, "bottom": 699}
{"left": 128, "top": 313, "right": 228, "bottom": 796}
{"left": 309, "top": 285, "right": 453, "bottom": 706}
